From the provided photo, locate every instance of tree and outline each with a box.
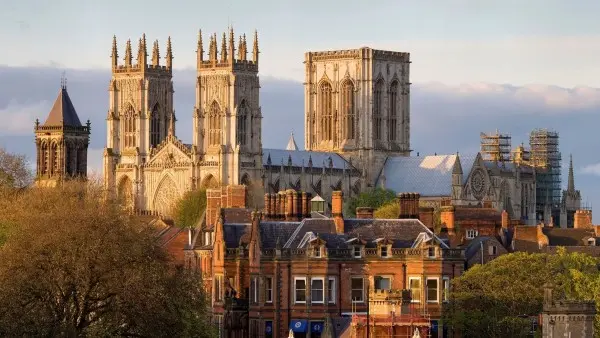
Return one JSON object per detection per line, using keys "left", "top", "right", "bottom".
{"left": 0, "top": 147, "right": 32, "bottom": 189}
{"left": 345, "top": 188, "right": 396, "bottom": 217}
{"left": 374, "top": 200, "right": 399, "bottom": 219}
{"left": 174, "top": 188, "right": 207, "bottom": 228}
{"left": 0, "top": 182, "right": 216, "bottom": 337}
{"left": 443, "top": 249, "right": 600, "bottom": 337}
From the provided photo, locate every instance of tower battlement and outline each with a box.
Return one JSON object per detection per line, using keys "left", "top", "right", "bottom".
{"left": 111, "top": 34, "right": 173, "bottom": 75}
{"left": 196, "top": 28, "right": 259, "bottom": 73}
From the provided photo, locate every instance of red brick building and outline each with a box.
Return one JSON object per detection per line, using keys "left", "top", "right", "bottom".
{"left": 186, "top": 189, "right": 465, "bottom": 338}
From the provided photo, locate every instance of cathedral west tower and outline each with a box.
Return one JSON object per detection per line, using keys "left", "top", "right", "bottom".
{"left": 304, "top": 48, "right": 411, "bottom": 186}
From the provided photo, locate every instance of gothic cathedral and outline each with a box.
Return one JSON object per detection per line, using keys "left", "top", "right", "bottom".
{"left": 103, "top": 29, "right": 262, "bottom": 215}
{"left": 35, "top": 81, "right": 90, "bottom": 187}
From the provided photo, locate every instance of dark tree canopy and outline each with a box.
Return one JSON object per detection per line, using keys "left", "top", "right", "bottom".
{"left": 345, "top": 188, "right": 396, "bottom": 217}
{"left": 444, "top": 250, "right": 600, "bottom": 337}
{"left": 0, "top": 147, "right": 32, "bottom": 188}
{"left": 0, "top": 182, "right": 216, "bottom": 337}
{"left": 174, "top": 188, "right": 207, "bottom": 228}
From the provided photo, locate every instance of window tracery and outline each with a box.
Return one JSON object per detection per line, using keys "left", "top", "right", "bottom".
{"left": 388, "top": 80, "right": 399, "bottom": 142}
{"left": 123, "top": 104, "right": 137, "bottom": 148}
{"left": 236, "top": 100, "right": 248, "bottom": 146}
{"left": 341, "top": 80, "right": 355, "bottom": 140}
{"left": 319, "top": 82, "right": 333, "bottom": 142}
{"left": 208, "top": 101, "right": 222, "bottom": 146}
{"left": 150, "top": 103, "right": 161, "bottom": 147}
{"left": 374, "top": 79, "right": 384, "bottom": 141}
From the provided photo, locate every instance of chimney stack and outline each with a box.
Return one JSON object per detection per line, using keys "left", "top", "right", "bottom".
{"left": 398, "top": 193, "right": 420, "bottom": 219}
{"left": 440, "top": 206, "right": 455, "bottom": 233}
{"left": 332, "top": 191, "right": 344, "bottom": 234}
{"left": 574, "top": 210, "right": 593, "bottom": 229}
{"left": 501, "top": 210, "right": 509, "bottom": 229}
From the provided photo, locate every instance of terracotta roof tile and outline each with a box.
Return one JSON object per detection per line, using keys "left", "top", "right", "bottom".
{"left": 43, "top": 88, "right": 83, "bottom": 127}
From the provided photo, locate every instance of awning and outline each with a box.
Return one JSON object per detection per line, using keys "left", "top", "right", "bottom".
{"left": 311, "top": 321, "right": 324, "bottom": 333}
{"left": 265, "top": 321, "right": 273, "bottom": 334}
{"left": 289, "top": 319, "right": 308, "bottom": 333}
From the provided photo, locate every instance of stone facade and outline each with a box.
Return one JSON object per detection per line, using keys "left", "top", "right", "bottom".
{"left": 541, "top": 284, "right": 595, "bottom": 338}
{"left": 304, "top": 48, "right": 411, "bottom": 186}
{"left": 35, "top": 83, "right": 90, "bottom": 187}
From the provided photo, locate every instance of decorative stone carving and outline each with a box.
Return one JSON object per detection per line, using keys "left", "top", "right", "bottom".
{"left": 153, "top": 175, "right": 179, "bottom": 216}
{"left": 471, "top": 168, "right": 486, "bottom": 201}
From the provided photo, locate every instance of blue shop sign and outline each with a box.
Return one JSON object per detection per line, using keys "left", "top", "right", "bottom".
{"left": 289, "top": 319, "right": 308, "bottom": 333}
{"left": 311, "top": 321, "right": 324, "bottom": 333}
{"left": 265, "top": 321, "right": 273, "bottom": 334}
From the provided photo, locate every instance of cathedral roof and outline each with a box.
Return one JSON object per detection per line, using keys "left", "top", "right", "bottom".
{"left": 262, "top": 148, "right": 357, "bottom": 171}
{"left": 378, "top": 154, "right": 478, "bottom": 197}
{"left": 286, "top": 132, "right": 299, "bottom": 151}
{"left": 43, "top": 86, "right": 83, "bottom": 127}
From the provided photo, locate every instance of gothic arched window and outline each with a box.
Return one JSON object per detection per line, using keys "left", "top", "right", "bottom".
{"left": 374, "top": 79, "right": 384, "bottom": 141}
{"left": 236, "top": 100, "right": 248, "bottom": 146}
{"left": 123, "top": 104, "right": 137, "bottom": 148}
{"left": 208, "top": 101, "right": 221, "bottom": 146}
{"left": 388, "top": 80, "right": 399, "bottom": 142}
{"left": 150, "top": 104, "right": 161, "bottom": 147}
{"left": 341, "top": 80, "right": 355, "bottom": 140}
{"left": 40, "top": 142, "right": 48, "bottom": 175}
{"left": 319, "top": 82, "right": 333, "bottom": 142}
{"left": 51, "top": 142, "right": 59, "bottom": 175}
{"left": 65, "top": 143, "right": 73, "bottom": 176}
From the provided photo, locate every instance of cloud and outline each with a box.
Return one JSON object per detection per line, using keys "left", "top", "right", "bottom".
{"left": 0, "top": 99, "right": 50, "bottom": 134}
{"left": 581, "top": 163, "right": 600, "bottom": 176}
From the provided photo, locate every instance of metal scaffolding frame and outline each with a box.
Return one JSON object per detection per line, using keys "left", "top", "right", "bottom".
{"left": 480, "top": 131, "right": 512, "bottom": 162}
{"left": 529, "top": 129, "right": 562, "bottom": 211}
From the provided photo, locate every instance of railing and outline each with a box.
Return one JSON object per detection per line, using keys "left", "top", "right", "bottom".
{"left": 253, "top": 247, "right": 464, "bottom": 260}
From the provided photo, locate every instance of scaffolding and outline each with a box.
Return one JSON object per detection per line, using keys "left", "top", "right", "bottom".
{"left": 480, "top": 131, "right": 512, "bottom": 162}
{"left": 511, "top": 143, "right": 531, "bottom": 166}
{"left": 529, "top": 129, "right": 562, "bottom": 214}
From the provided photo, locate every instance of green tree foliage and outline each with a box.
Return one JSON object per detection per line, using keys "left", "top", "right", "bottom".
{"left": 345, "top": 188, "right": 396, "bottom": 217}
{"left": 444, "top": 249, "right": 600, "bottom": 337}
{"left": 0, "top": 147, "right": 32, "bottom": 189}
{"left": 374, "top": 200, "right": 399, "bottom": 219}
{"left": 0, "top": 182, "right": 216, "bottom": 337}
{"left": 174, "top": 188, "right": 207, "bottom": 228}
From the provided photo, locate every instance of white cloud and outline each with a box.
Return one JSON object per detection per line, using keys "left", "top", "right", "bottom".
{"left": 0, "top": 99, "right": 50, "bottom": 134}
{"left": 581, "top": 163, "right": 600, "bottom": 176}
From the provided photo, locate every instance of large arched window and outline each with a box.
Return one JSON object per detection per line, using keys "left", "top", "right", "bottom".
{"left": 388, "top": 81, "right": 399, "bottom": 142}
{"left": 65, "top": 143, "right": 73, "bottom": 176}
{"left": 373, "top": 79, "right": 384, "bottom": 141}
{"left": 208, "top": 101, "right": 221, "bottom": 146}
{"left": 150, "top": 103, "right": 160, "bottom": 147}
{"left": 341, "top": 80, "right": 355, "bottom": 140}
{"left": 319, "top": 82, "right": 333, "bottom": 142}
{"left": 236, "top": 100, "right": 248, "bottom": 146}
{"left": 40, "top": 142, "right": 48, "bottom": 175}
{"left": 123, "top": 104, "right": 137, "bottom": 148}
{"left": 51, "top": 142, "right": 59, "bottom": 175}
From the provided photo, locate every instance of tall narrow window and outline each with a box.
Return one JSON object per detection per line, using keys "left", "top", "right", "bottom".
{"left": 341, "top": 80, "right": 355, "bottom": 139}
{"left": 150, "top": 104, "right": 160, "bottom": 147}
{"left": 250, "top": 276, "right": 259, "bottom": 304}
{"left": 442, "top": 277, "right": 450, "bottom": 302}
{"left": 294, "top": 277, "right": 307, "bottom": 303}
{"left": 373, "top": 79, "right": 384, "bottom": 141}
{"left": 208, "top": 101, "right": 221, "bottom": 146}
{"left": 319, "top": 82, "right": 333, "bottom": 142}
{"left": 41, "top": 142, "right": 48, "bottom": 175}
{"left": 236, "top": 100, "right": 248, "bottom": 146}
{"left": 214, "top": 275, "right": 223, "bottom": 302}
{"left": 351, "top": 277, "right": 364, "bottom": 303}
{"left": 409, "top": 277, "right": 421, "bottom": 303}
{"left": 265, "top": 277, "right": 273, "bottom": 303}
{"left": 388, "top": 81, "right": 398, "bottom": 142}
{"left": 327, "top": 277, "right": 336, "bottom": 304}
{"left": 426, "top": 278, "right": 439, "bottom": 303}
{"left": 65, "top": 144, "right": 73, "bottom": 176}
{"left": 51, "top": 143, "right": 59, "bottom": 175}
{"left": 311, "top": 277, "right": 324, "bottom": 304}
{"left": 123, "top": 105, "right": 137, "bottom": 148}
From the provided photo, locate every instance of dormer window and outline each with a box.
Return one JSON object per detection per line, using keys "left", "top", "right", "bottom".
{"left": 428, "top": 247, "right": 436, "bottom": 258}
{"left": 381, "top": 246, "right": 389, "bottom": 258}
{"left": 313, "top": 246, "right": 322, "bottom": 258}
{"left": 353, "top": 246, "right": 362, "bottom": 258}
{"left": 588, "top": 238, "right": 596, "bottom": 246}
{"left": 466, "top": 229, "right": 478, "bottom": 239}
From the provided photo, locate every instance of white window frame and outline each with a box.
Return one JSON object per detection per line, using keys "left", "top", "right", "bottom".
{"left": 466, "top": 229, "right": 478, "bottom": 239}
{"left": 380, "top": 245, "right": 389, "bottom": 258}
{"left": 351, "top": 276, "right": 365, "bottom": 303}
{"left": 327, "top": 276, "right": 336, "bottom": 304}
{"left": 313, "top": 246, "right": 322, "bottom": 258}
{"left": 489, "top": 245, "right": 497, "bottom": 255}
{"left": 214, "top": 274, "right": 223, "bottom": 302}
{"left": 426, "top": 277, "right": 439, "bottom": 303}
{"left": 251, "top": 276, "right": 259, "bottom": 304}
{"left": 311, "top": 277, "right": 325, "bottom": 304}
{"left": 265, "top": 276, "right": 273, "bottom": 303}
{"left": 374, "top": 275, "right": 392, "bottom": 291}
{"left": 442, "top": 277, "right": 450, "bottom": 303}
{"left": 294, "top": 277, "right": 307, "bottom": 304}
{"left": 408, "top": 276, "right": 422, "bottom": 303}
{"left": 428, "top": 246, "right": 436, "bottom": 258}
{"left": 353, "top": 246, "right": 362, "bottom": 258}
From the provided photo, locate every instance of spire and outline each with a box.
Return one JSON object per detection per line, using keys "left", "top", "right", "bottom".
{"left": 286, "top": 132, "right": 298, "bottom": 151}
{"left": 43, "top": 84, "right": 83, "bottom": 127}
{"left": 252, "top": 30, "right": 259, "bottom": 63}
{"left": 124, "top": 39, "right": 132, "bottom": 67}
{"left": 168, "top": 112, "right": 175, "bottom": 136}
{"left": 228, "top": 26, "right": 235, "bottom": 62}
{"left": 220, "top": 32, "right": 227, "bottom": 62}
{"left": 137, "top": 34, "right": 147, "bottom": 67}
{"left": 165, "top": 36, "right": 173, "bottom": 70}
{"left": 237, "top": 35, "right": 243, "bottom": 60}
{"left": 151, "top": 40, "right": 160, "bottom": 66}
{"left": 453, "top": 152, "right": 463, "bottom": 175}
{"left": 568, "top": 154, "right": 575, "bottom": 192}
{"left": 196, "top": 29, "right": 204, "bottom": 65}
{"left": 209, "top": 33, "right": 217, "bottom": 62}
{"left": 111, "top": 35, "right": 118, "bottom": 69}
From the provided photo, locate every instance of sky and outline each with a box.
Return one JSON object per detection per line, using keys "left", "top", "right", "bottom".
{"left": 1, "top": 1, "right": 599, "bottom": 220}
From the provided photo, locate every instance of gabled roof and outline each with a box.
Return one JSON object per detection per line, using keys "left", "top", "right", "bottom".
{"left": 262, "top": 148, "right": 357, "bottom": 170}
{"left": 43, "top": 87, "right": 83, "bottom": 127}
{"left": 377, "top": 154, "right": 478, "bottom": 197}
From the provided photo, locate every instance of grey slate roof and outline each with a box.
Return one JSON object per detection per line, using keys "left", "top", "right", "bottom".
{"left": 344, "top": 219, "right": 434, "bottom": 248}
{"left": 262, "top": 148, "right": 356, "bottom": 170}
{"left": 223, "top": 223, "right": 251, "bottom": 248}
{"left": 43, "top": 87, "right": 83, "bottom": 127}
{"left": 378, "top": 154, "right": 477, "bottom": 197}
{"left": 259, "top": 222, "right": 301, "bottom": 249}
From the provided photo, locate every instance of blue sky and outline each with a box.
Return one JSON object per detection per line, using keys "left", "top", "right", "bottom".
{"left": 1, "top": 0, "right": 600, "bottom": 86}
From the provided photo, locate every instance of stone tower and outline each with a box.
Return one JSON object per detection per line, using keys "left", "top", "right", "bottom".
{"left": 103, "top": 34, "right": 175, "bottom": 202}
{"left": 192, "top": 28, "right": 263, "bottom": 186}
{"left": 304, "top": 48, "right": 411, "bottom": 186}
{"left": 35, "top": 80, "right": 90, "bottom": 187}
